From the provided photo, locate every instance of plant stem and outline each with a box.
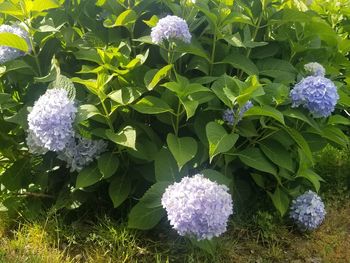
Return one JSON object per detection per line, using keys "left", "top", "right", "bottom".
{"left": 101, "top": 98, "right": 114, "bottom": 132}
{"left": 209, "top": 31, "right": 217, "bottom": 75}
{"left": 238, "top": 14, "right": 263, "bottom": 79}
{"left": 174, "top": 100, "right": 182, "bottom": 136}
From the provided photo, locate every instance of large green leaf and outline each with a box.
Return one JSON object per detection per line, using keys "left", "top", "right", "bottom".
{"left": 109, "top": 86, "right": 144, "bottom": 105}
{"left": 75, "top": 104, "right": 102, "bottom": 123}
{"left": 31, "top": 0, "right": 60, "bottom": 12}
{"left": 132, "top": 96, "right": 173, "bottom": 114}
{"left": 76, "top": 164, "right": 102, "bottom": 188}
{"left": 0, "top": 32, "right": 29, "bottom": 52}
{"left": 268, "top": 187, "right": 289, "bottom": 216}
{"left": 284, "top": 127, "right": 313, "bottom": 163}
{"left": 108, "top": 175, "right": 131, "bottom": 208}
{"left": 128, "top": 205, "right": 165, "bottom": 230}
{"left": 206, "top": 122, "right": 238, "bottom": 162}
{"left": 128, "top": 182, "right": 169, "bottom": 229}
{"left": 245, "top": 105, "right": 285, "bottom": 124}
{"left": 260, "top": 140, "right": 294, "bottom": 172}
{"left": 154, "top": 148, "right": 179, "bottom": 182}
{"left": 166, "top": 134, "right": 198, "bottom": 170}
{"left": 146, "top": 65, "right": 173, "bottom": 90}
{"left": 297, "top": 169, "right": 324, "bottom": 192}
{"left": 103, "top": 9, "right": 137, "bottom": 29}
{"left": 218, "top": 52, "right": 259, "bottom": 75}
{"left": 98, "top": 152, "right": 119, "bottom": 179}
{"left": 237, "top": 148, "right": 277, "bottom": 175}
{"left": 106, "top": 126, "right": 136, "bottom": 150}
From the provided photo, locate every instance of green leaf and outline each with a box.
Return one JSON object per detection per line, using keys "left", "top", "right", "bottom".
{"left": 128, "top": 205, "right": 165, "bottom": 230}
{"left": 146, "top": 65, "right": 173, "bottom": 90}
{"left": 181, "top": 98, "right": 198, "bottom": 120}
{"left": 260, "top": 140, "right": 294, "bottom": 172}
{"left": 109, "top": 86, "right": 144, "bottom": 105}
{"left": 106, "top": 126, "right": 136, "bottom": 150}
{"left": 132, "top": 96, "right": 173, "bottom": 114}
{"left": 76, "top": 164, "right": 102, "bottom": 188}
{"left": 257, "top": 58, "right": 296, "bottom": 84}
{"left": 31, "top": 0, "right": 60, "bottom": 12}
{"left": 283, "top": 109, "right": 319, "bottom": 131}
{"left": 137, "top": 182, "right": 169, "bottom": 209}
{"left": 268, "top": 187, "right": 289, "bottom": 216}
{"left": 0, "top": 32, "right": 29, "bottom": 52}
{"left": 297, "top": 169, "right": 324, "bottom": 192}
{"left": 284, "top": 127, "right": 313, "bottom": 163}
{"left": 1, "top": 158, "right": 30, "bottom": 191}
{"left": 328, "top": 115, "right": 350, "bottom": 126}
{"left": 155, "top": 148, "right": 179, "bottom": 182}
{"left": 75, "top": 104, "right": 102, "bottom": 123}
{"left": 128, "top": 182, "right": 169, "bottom": 229}
{"left": 206, "top": 122, "right": 239, "bottom": 162}
{"left": 104, "top": 9, "right": 137, "bottom": 29}
{"left": 237, "top": 148, "right": 277, "bottom": 175}
{"left": 211, "top": 75, "right": 239, "bottom": 108}
{"left": 245, "top": 105, "right": 285, "bottom": 124}
{"left": 108, "top": 175, "right": 131, "bottom": 208}
{"left": 167, "top": 134, "right": 198, "bottom": 170}
{"left": 201, "top": 169, "right": 232, "bottom": 187}
{"left": 98, "top": 152, "right": 119, "bottom": 179}
{"left": 321, "top": 126, "right": 349, "bottom": 148}
{"left": 218, "top": 52, "right": 259, "bottom": 75}
{"left": 250, "top": 173, "right": 265, "bottom": 188}
{"left": 174, "top": 38, "right": 210, "bottom": 61}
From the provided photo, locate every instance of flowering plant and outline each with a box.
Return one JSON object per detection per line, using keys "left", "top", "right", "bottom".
{"left": 0, "top": 0, "right": 349, "bottom": 253}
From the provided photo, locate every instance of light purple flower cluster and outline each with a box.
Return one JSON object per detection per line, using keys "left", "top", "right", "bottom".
{"left": 27, "top": 88, "right": 77, "bottom": 152}
{"left": 223, "top": 101, "right": 253, "bottom": 126}
{"left": 161, "top": 174, "right": 233, "bottom": 240}
{"left": 304, "top": 62, "right": 325, "bottom": 77}
{"left": 290, "top": 190, "right": 326, "bottom": 231}
{"left": 151, "top": 15, "right": 191, "bottom": 44}
{"left": 0, "top": 25, "right": 31, "bottom": 64}
{"left": 290, "top": 75, "right": 339, "bottom": 118}
{"left": 58, "top": 136, "right": 107, "bottom": 172}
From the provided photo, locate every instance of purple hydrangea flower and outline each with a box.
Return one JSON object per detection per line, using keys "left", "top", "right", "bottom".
{"left": 290, "top": 76, "right": 338, "bottom": 118}
{"left": 161, "top": 174, "right": 233, "bottom": 240}
{"left": 223, "top": 101, "right": 253, "bottom": 125}
{"left": 27, "top": 88, "right": 77, "bottom": 152}
{"left": 290, "top": 190, "right": 326, "bottom": 231}
{"left": 0, "top": 25, "right": 31, "bottom": 64}
{"left": 151, "top": 15, "right": 191, "bottom": 44}
{"left": 58, "top": 136, "right": 108, "bottom": 172}
{"left": 304, "top": 62, "right": 325, "bottom": 77}
{"left": 26, "top": 130, "right": 49, "bottom": 155}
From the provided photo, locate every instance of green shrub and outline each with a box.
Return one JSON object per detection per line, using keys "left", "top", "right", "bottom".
{"left": 0, "top": 0, "right": 350, "bottom": 252}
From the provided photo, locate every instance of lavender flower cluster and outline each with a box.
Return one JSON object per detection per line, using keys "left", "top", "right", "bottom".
{"left": 161, "top": 174, "right": 233, "bottom": 240}
{"left": 290, "top": 75, "right": 339, "bottom": 118}
{"left": 223, "top": 101, "right": 253, "bottom": 126}
{"left": 58, "top": 136, "right": 107, "bottom": 172}
{"left": 0, "top": 25, "right": 31, "bottom": 64}
{"left": 27, "top": 88, "right": 107, "bottom": 171}
{"left": 151, "top": 15, "right": 191, "bottom": 44}
{"left": 27, "top": 88, "right": 77, "bottom": 152}
{"left": 290, "top": 190, "right": 326, "bottom": 231}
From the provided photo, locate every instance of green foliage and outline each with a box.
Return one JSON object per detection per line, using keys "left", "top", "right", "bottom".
{"left": 0, "top": 0, "right": 350, "bottom": 253}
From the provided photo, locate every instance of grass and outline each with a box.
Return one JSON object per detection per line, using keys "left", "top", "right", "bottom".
{"left": 0, "top": 195, "right": 349, "bottom": 263}
{"left": 0, "top": 145, "right": 349, "bottom": 262}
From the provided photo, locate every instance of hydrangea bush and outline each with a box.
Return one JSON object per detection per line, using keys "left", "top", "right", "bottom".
{"left": 0, "top": 0, "right": 350, "bottom": 252}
